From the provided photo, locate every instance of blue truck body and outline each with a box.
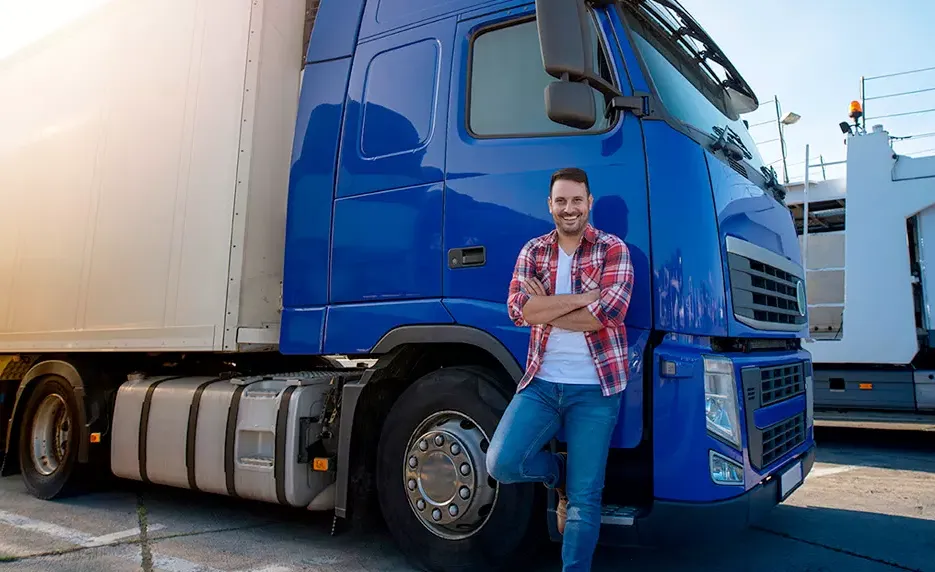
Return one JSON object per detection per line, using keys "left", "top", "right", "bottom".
{"left": 281, "top": 0, "right": 814, "bottom": 549}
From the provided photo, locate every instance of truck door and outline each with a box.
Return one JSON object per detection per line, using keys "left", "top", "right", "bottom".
{"left": 443, "top": 3, "right": 652, "bottom": 447}
{"left": 322, "top": 16, "right": 456, "bottom": 353}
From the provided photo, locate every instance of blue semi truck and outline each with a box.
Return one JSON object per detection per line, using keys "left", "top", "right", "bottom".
{"left": 0, "top": 0, "right": 814, "bottom": 569}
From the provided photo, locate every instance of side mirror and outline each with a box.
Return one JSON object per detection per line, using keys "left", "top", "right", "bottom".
{"left": 536, "top": 0, "right": 616, "bottom": 130}
{"left": 535, "top": 0, "right": 594, "bottom": 82}
{"left": 545, "top": 82, "right": 596, "bottom": 130}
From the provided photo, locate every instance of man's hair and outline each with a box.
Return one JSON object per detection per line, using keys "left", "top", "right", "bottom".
{"left": 550, "top": 167, "right": 590, "bottom": 197}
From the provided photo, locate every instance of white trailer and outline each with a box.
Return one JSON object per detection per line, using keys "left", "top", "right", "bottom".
{"left": 0, "top": 0, "right": 305, "bottom": 353}
{"left": 0, "top": 0, "right": 353, "bottom": 509}
{"left": 785, "top": 123, "right": 935, "bottom": 429}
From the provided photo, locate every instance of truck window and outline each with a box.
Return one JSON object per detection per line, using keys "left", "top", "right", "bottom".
{"left": 621, "top": 1, "right": 767, "bottom": 173}
{"left": 468, "top": 15, "right": 616, "bottom": 137}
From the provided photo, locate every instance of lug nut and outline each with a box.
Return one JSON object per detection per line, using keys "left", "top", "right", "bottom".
{"left": 409, "top": 457, "right": 418, "bottom": 468}
{"left": 459, "top": 486, "right": 470, "bottom": 500}
{"left": 448, "top": 504, "right": 459, "bottom": 516}
{"left": 434, "top": 435, "right": 444, "bottom": 446}
{"left": 450, "top": 443, "right": 461, "bottom": 455}
{"left": 416, "top": 499, "right": 425, "bottom": 510}
{"left": 432, "top": 508, "right": 442, "bottom": 521}
{"left": 419, "top": 440, "right": 428, "bottom": 451}
{"left": 408, "top": 479, "right": 416, "bottom": 491}
{"left": 460, "top": 463, "right": 471, "bottom": 476}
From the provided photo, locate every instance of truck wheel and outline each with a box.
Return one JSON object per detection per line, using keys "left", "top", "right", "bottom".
{"left": 376, "top": 366, "right": 538, "bottom": 572}
{"left": 18, "top": 376, "right": 83, "bottom": 499}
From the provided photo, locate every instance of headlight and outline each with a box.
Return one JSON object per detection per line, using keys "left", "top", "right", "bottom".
{"left": 709, "top": 450, "right": 744, "bottom": 485}
{"left": 704, "top": 356, "right": 741, "bottom": 448}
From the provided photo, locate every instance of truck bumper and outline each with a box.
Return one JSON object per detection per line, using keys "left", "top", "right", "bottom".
{"left": 582, "top": 445, "right": 817, "bottom": 548}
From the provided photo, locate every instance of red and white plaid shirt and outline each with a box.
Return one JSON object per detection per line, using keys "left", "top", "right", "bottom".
{"left": 507, "top": 224, "right": 634, "bottom": 397}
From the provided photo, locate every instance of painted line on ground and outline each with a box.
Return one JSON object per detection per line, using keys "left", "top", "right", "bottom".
{"left": 0, "top": 509, "right": 292, "bottom": 572}
{"left": 86, "top": 525, "right": 167, "bottom": 547}
{"left": 808, "top": 464, "right": 858, "bottom": 478}
{"left": 0, "top": 509, "right": 166, "bottom": 548}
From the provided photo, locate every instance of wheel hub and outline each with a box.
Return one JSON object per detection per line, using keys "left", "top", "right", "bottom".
{"left": 404, "top": 411, "right": 498, "bottom": 540}
{"left": 30, "top": 394, "right": 70, "bottom": 476}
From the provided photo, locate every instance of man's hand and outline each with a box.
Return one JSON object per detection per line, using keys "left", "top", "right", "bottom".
{"left": 523, "top": 277, "right": 547, "bottom": 297}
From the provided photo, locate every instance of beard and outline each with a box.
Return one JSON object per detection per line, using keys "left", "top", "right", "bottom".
{"left": 553, "top": 211, "right": 588, "bottom": 236}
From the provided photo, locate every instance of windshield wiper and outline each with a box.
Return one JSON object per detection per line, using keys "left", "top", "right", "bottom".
{"left": 711, "top": 125, "right": 752, "bottom": 161}
{"left": 620, "top": 0, "right": 760, "bottom": 112}
{"left": 682, "top": 123, "right": 785, "bottom": 202}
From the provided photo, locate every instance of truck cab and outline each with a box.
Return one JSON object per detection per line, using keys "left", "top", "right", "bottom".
{"left": 282, "top": 0, "right": 815, "bottom": 565}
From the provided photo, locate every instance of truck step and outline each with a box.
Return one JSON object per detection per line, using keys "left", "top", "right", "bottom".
{"left": 600, "top": 504, "right": 641, "bottom": 526}
{"left": 238, "top": 456, "right": 274, "bottom": 468}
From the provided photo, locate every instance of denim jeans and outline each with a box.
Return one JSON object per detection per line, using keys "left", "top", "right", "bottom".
{"left": 486, "top": 378, "right": 623, "bottom": 571}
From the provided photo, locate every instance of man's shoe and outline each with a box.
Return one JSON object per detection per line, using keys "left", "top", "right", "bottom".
{"left": 556, "top": 488, "right": 568, "bottom": 535}
{"left": 554, "top": 452, "right": 567, "bottom": 535}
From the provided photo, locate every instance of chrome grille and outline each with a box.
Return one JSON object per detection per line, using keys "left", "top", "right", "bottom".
{"left": 725, "top": 237, "right": 806, "bottom": 332}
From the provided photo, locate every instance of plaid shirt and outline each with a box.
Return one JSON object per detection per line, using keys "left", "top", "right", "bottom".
{"left": 507, "top": 224, "right": 634, "bottom": 397}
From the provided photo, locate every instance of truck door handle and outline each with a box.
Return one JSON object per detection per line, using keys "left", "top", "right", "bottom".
{"left": 448, "top": 246, "right": 486, "bottom": 268}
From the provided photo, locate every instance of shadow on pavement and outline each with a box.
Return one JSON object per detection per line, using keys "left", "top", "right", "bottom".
{"left": 815, "top": 426, "right": 935, "bottom": 475}
{"left": 581, "top": 503, "right": 935, "bottom": 572}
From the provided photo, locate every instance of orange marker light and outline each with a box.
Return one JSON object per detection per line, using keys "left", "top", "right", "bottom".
{"left": 849, "top": 100, "right": 863, "bottom": 119}
{"left": 859, "top": 383, "right": 873, "bottom": 390}
{"left": 313, "top": 458, "right": 330, "bottom": 471}
{"left": 90, "top": 432, "right": 101, "bottom": 443}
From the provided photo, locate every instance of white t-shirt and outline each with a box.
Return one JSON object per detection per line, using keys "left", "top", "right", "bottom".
{"left": 537, "top": 248, "right": 601, "bottom": 386}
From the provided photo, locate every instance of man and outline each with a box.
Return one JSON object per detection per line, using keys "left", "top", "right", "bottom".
{"left": 486, "top": 167, "right": 634, "bottom": 571}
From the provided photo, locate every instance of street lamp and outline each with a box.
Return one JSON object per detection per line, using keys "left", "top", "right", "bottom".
{"left": 781, "top": 111, "right": 801, "bottom": 126}
{"left": 774, "top": 97, "right": 801, "bottom": 184}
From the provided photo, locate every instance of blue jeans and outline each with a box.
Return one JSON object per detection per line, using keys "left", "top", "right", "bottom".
{"left": 486, "top": 378, "right": 622, "bottom": 571}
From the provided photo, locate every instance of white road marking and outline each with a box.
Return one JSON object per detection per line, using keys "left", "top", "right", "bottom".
{"left": 808, "top": 464, "right": 858, "bottom": 478}
{"left": 0, "top": 510, "right": 166, "bottom": 548}
{"left": 149, "top": 554, "right": 294, "bottom": 572}
{"left": 0, "top": 509, "right": 99, "bottom": 546}
{"left": 151, "top": 553, "right": 213, "bottom": 572}
{"left": 85, "top": 524, "right": 167, "bottom": 547}
{"left": 0, "top": 509, "right": 292, "bottom": 572}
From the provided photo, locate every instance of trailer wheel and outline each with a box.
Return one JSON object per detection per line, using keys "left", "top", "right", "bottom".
{"left": 18, "top": 376, "right": 83, "bottom": 499}
{"left": 376, "top": 366, "right": 539, "bottom": 572}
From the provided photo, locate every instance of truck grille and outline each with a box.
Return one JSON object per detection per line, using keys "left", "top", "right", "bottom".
{"left": 760, "top": 413, "right": 806, "bottom": 468}
{"left": 741, "top": 364, "right": 809, "bottom": 470}
{"left": 725, "top": 237, "right": 806, "bottom": 332}
{"left": 760, "top": 363, "right": 805, "bottom": 407}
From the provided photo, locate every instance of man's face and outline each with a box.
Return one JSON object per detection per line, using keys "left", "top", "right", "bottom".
{"left": 549, "top": 179, "right": 592, "bottom": 236}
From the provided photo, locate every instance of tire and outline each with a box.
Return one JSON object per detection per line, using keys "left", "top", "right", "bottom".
{"left": 376, "top": 365, "right": 541, "bottom": 572}
{"left": 18, "top": 376, "right": 84, "bottom": 499}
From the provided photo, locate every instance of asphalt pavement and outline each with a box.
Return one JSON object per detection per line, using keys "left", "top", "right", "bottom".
{"left": 0, "top": 426, "right": 932, "bottom": 572}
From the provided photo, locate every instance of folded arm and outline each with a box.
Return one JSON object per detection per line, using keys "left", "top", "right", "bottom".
{"left": 521, "top": 290, "right": 596, "bottom": 326}
{"left": 507, "top": 243, "right": 595, "bottom": 326}
{"left": 583, "top": 240, "right": 635, "bottom": 329}
{"left": 549, "top": 307, "right": 602, "bottom": 332}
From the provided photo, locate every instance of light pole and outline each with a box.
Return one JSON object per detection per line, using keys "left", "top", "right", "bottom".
{"left": 774, "top": 96, "right": 801, "bottom": 184}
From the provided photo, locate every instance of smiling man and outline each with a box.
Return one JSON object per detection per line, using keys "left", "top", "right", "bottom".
{"left": 486, "top": 167, "right": 634, "bottom": 572}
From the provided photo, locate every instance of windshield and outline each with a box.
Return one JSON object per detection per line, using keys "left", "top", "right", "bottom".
{"left": 621, "top": 1, "right": 768, "bottom": 174}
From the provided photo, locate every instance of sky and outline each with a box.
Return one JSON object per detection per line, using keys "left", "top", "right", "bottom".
{"left": 1, "top": 0, "right": 932, "bottom": 184}
{"left": 680, "top": 0, "right": 935, "bottom": 183}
